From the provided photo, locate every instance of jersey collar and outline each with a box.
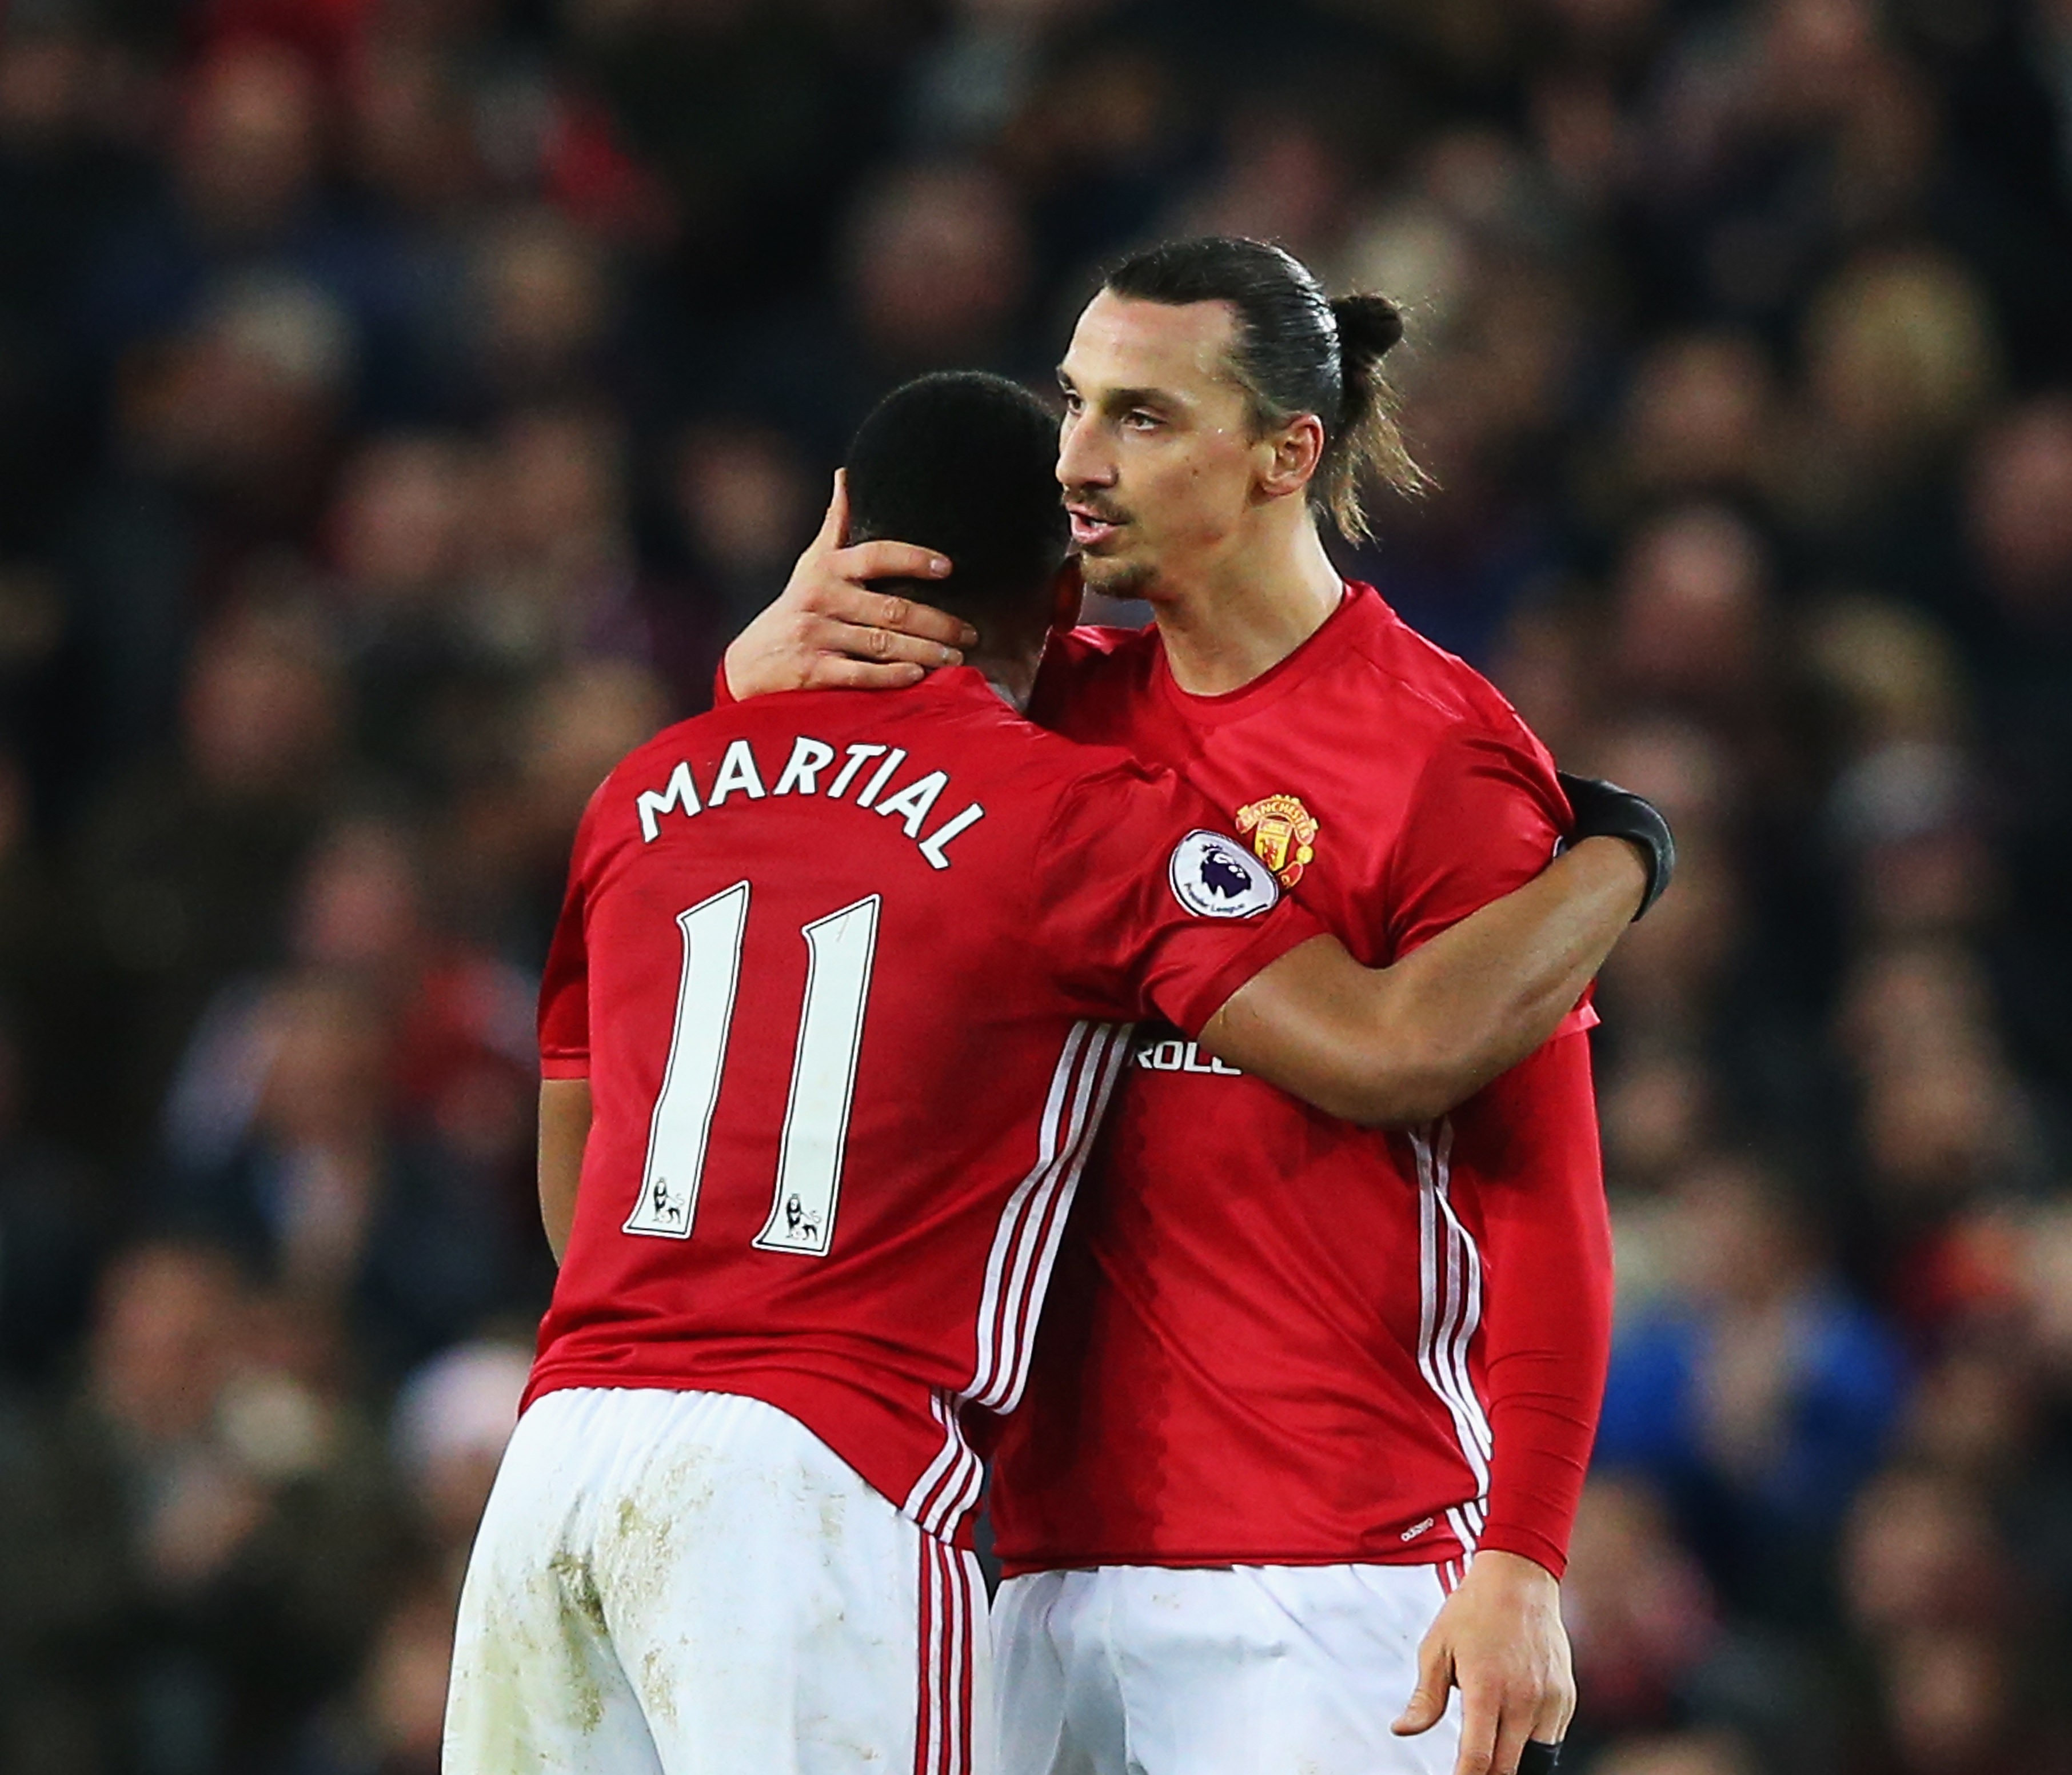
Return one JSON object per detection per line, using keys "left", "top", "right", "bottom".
{"left": 1152, "top": 581, "right": 1374, "bottom": 728}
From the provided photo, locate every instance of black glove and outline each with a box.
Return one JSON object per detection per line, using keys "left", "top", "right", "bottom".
{"left": 1557, "top": 770, "right": 1675, "bottom": 922}
{"left": 1517, "top": 1742, "right": 1563, "bottom": 1775}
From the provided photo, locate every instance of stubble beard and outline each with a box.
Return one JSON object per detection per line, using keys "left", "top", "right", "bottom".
{"left": 1077, "top": 552, "right": 1158, "bottom": 603}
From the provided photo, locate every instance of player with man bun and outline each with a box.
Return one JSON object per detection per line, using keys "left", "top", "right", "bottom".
{"left": 730, "top": 237, "right": 1640, "bottom": 1775}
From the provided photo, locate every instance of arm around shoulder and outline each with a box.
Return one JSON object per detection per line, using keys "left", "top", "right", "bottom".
{"left": 1199, "top": 836, "right": 1645, "bottom": 1126}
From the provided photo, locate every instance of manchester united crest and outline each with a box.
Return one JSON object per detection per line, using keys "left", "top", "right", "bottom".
{"left": 1236, "top": 793, "right": 1319, "bottom": 888}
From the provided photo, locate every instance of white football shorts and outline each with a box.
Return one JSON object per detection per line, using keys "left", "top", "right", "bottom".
{"left": 992, "top": 1559, "right": 1464, "bottom": 1775}
{"left": 444, "top": 1386, "right": 989, "bottom": 1775}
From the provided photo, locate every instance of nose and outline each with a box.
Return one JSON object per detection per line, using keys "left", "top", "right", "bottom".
{"left": 1056, "top": 408, "right": 1115, "bottom": 492}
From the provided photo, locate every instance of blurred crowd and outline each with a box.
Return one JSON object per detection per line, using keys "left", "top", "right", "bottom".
{"left": 0, "top": 0, "right": 2067, "bottom": 1770}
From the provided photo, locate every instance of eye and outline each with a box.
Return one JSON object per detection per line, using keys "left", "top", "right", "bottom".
{"left": 1060, "top": 389, "right": 1084, "bottom": 416}
{"left": 1124, "top": 409, "right": 1161, "bottom": 432}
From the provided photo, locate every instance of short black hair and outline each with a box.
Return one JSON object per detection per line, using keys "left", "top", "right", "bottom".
{"left": 844, "top": 372, "right": 1068, "bottom": 625}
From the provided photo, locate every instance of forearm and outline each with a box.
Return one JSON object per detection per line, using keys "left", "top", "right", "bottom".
{"left": 1200, "top": 837, "right": 1639, "bottom": 1126}
{"left": 1369, "top": 835, "right": 1639, "bottom": 1118}
{"left": 537, "top": 1078, "right": 592, "bottom": 1265}
{"left": 1470, "top": 1035, "right": 1613, "bottom": 1577}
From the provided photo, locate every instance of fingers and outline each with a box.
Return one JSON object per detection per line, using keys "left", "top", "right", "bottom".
{"left": 1478, "top": 1668, "right": 1574, "bottom": 1775}
{"left": 812, "top": 471, "right": 848, "bottom": 551}
{"left": 800, "top": 656, "right": 929, "bottom": 691}
{"left": 1490, "top": 1698, "right": 1536, "bottom": 1775}
{"left": 813, "top": 616, "right": 964, "bottom": 671}
{"left": 813, "top": 578, "right": 973, "bottom": 649}
{"left": 1533, "top": 1664, "right": 1575, "bottom": 1745}
{"left": 835, "top": 538, "right": 955, "bottom": 586}
{"left": 1451, "top": 1682, "right": 1499, "bottom": 1775}
{"left": 1391, "top": 1631, "right": 1452, "bottom": 1737}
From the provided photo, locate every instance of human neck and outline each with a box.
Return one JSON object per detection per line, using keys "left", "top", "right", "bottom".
{"left": 1147, "top": 518, "right": 1345, "bottom": 697}
{"left": 963, "top": 641, "right": 1041, "bottom": 713}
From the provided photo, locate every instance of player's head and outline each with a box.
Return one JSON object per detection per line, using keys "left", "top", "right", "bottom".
{"left": 844, "top": 371, "right": 1075, "bottom": 661}
{"left": 1056, "top": 236, "right": 1423, "bottom": 601}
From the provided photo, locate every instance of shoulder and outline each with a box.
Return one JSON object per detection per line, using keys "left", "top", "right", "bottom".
{"left": 599, "top": 712, "right": 710, "bottom": 785}
{"left": 1338, "top": 585, "right": 1558, "bottom": 783}
{"left": 1003, "top": 712, "right": 1173, "bottom": 805}
{"left": 574, "top": 711, "right": 732, "bottom": 859}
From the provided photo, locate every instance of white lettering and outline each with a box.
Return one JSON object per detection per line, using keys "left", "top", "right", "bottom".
{"left": 917, "top": 801, "right": 984, "bottom": 870}
{"left": 827, "top": 744, "right": 887, "bottom": 800}
{"left": 706, "top": 739, "right": 768, "bottom": 806}
{"left": 873, "top": 769, "right": 948, "bottom": 837}
{"left": 1133, "top": 1036, "right": 1244, "bottom": 1076}
{"left": 646, "top": 736, "right": 979, "bottom": 869}
{"left": 636, "top": 760, "right": 701, "bottom": 842}
{"left": 853, "top": 747, "right": 907, "bottom": 809}
{"left": 773, "top": 736, "right": 835, "bottom": 796}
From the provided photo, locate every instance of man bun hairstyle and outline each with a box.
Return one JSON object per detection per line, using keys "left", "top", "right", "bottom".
{"left": 1103, "top": 237, "right": 1426, "bottom": 543}
{"left": 844, "top": 371, "right": 1069, "bottom": 624}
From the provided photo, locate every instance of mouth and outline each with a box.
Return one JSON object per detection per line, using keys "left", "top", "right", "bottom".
{"left": 1067, "top": 505, "right": 1127, "bottom": 550}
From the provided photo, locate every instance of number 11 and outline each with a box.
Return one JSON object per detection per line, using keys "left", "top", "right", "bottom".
{"left": 625, "top": 881, "right": 880, "bottom": 1257}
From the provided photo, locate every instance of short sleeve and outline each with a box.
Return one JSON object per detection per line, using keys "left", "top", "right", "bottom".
{"left": 1031, "top": 760, "right": 1327, "bottom": 1035}
{"left": 1385, "top": 721, "right": 1598, "bottom": 1036}
{"left": 538, "top": 787, "right": 605, "bottom": 1078}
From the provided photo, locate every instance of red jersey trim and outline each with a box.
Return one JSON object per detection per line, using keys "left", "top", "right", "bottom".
{"left": 539, "top": 1056, "right": 590, "bottom": 1079}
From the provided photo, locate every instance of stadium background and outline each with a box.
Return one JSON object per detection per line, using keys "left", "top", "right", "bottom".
{"left": 0, "top": 0, "right": 2069, "bottom": 1769}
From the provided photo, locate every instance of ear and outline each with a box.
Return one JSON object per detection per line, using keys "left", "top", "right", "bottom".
{"left": 1256, "top": 412, "right": 1326, "bottom": 501}
{"left": 1048, "top": 557, "right": 1084, "bottom": 631}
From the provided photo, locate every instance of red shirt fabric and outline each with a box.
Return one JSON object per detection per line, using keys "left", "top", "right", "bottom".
{"left": 526, "top": 668, "right": 1324, "bottom": 1548}
{"left": 986, "top": 583, "right": 1614, "bottom": 1579}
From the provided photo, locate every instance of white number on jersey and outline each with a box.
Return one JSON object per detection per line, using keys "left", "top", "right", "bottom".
{"left": 754, "top": 895, "right": 879, "bottom": 1255}
{"left": 626, "top": 881, "right": 880, "bottom": 1258}
{"left": 626, "top": 883, "right": 748, "bottom": 1238}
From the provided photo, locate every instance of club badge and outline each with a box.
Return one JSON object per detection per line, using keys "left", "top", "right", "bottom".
{"left": 1236, "top": 793, "right": 1319, "bottom": 888}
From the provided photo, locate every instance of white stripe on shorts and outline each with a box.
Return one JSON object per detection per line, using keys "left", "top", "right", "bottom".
{"left": 914, "top": 1534, "right": 976, "bottom": 1775}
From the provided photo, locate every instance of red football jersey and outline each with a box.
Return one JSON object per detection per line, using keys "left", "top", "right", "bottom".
{"left": 526, "top": 668, "right": 1323, "bottom": 1549}
{"left": 987, "top": 584, "right": 1614, "bottom": 1579}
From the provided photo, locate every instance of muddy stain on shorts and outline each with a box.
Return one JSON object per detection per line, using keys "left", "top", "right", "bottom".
{"left": 545, "top": 1549, "right": 609, "bottom": 1732}
{"left": 601, "top": 1443, "right": 710, "bottom": 1730}
{"left": 638, "top": 1642, "right": 684, "bottom": 1731}
{"left": 454, "top": 1550, "right": 608, "bottom": 1761}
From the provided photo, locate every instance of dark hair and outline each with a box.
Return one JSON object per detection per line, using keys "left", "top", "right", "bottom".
{"left": 844, "top": 371, "right": 1069, "bottom": 626}
{"left": 1103, "top": 236, "right": 1424, "bottom": 541}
